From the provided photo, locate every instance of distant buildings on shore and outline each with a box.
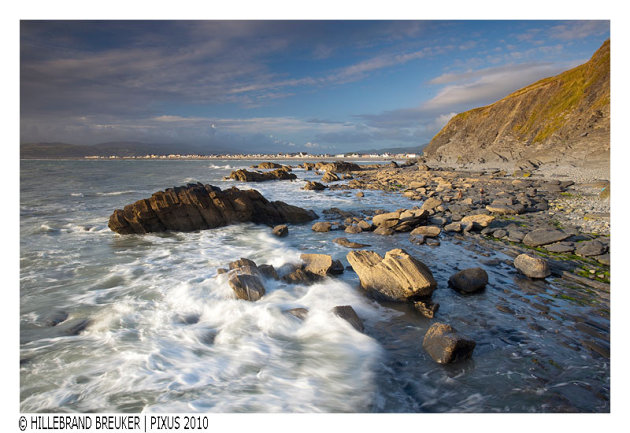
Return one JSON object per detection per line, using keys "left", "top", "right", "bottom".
{"left": 84, "top": 152, "right": 419, "bottom": 160}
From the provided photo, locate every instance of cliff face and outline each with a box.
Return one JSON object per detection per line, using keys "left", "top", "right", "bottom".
{"left": 423, "top": 40, "right": 610, "bottom": 168}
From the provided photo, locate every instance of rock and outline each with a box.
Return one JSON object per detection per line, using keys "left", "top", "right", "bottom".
{"left": 522, "top": 229, "right": 570, "bottom": 247}
{"left": 460, "top": 214, "right": 495, "bottom": 229}
{"left": 448, "top": 268, "right": 488, "bottom": 294}
{"left": 301, "top": 162, "right": 315, "bottom": 171}
{"left": 227, "top": 168, "right": 297, "bottom": 182}
{"left": 429, "top": 216, "right": 448, "bottom": 226}
{"left": 486, "top": 204, "right": 525, "bottom": 215}
{"left": 216, "top": 268, "right": 228, "bottom": 275}
{"left": 410, "top": 225, "right": 441, "bottom": 237}
{"left": 57, "top": 318, "right": 91, "bottom": 336}
{"left": 321, "top": 171, "right": 340, "bottom": 183}
{"left": 345, "top": 225, "right": 362, "bottom": 234}
{"left": 410, "top": 234, "right": 425, "bottom": 244}
{"left": 413, "top": 299, "right": 440, "bottom": 319}
{"left": 422, "top": 322, "right": 476, "bottom": 364}
{"left": 332, "top": 306, "right": 364, "bottom": 332}
{"left": 315, "top": 161, "right": 361, "bottom": 172}
{"left": 575, "top": 240, "right": 606, "bottom": 257}
{"left": 40, "top": 310, "right": 69, "bottom": 327}
{"left": 599, "top": 185, "right": 610, "bottom": 199}
{"left": 373, "top": 226, "right": 394, "bottom": 236}
{"left": 282, "top": 268, "right": 322, "bottom": 285}
{"left": 228, "top": 264, "right": 266, "bottom": 301}
{"left": 300, "top": 253, "right": 344, "bottom": 276}
{"left": 312, "top": 221, "right": 332, "bottom": 232}
{"left": 507, "top": 230, "right": 525, "bottom": 243}
{"left": 356, "top": 191, "right": 364, "bottom": 197}
{"left": 493, "top": 229, "right": 507, "bottom": 239}
{"left": 595, "top": 253, "right": 610, "bottom": 265}
{"left": 544, "top": 241, "right": 575, "bottom": 253}
{"left": 420, "top": 197, "right": 443, "bottom": 213}
{"left": 229, "top": 258, "right": 258, "bottom": 270}
{"left": 284, "top": 307, "right": 309, "bottom": 320}
{"left": 333, "top": 237, "right": 370, "bottom": 248}
{"left": 108, "top": 183, "right": 317, "bottom": 234}
{"left": 258, "top": 264, "right": 279, "bottom": 280}
{"left": 425, "top": 238, "right": 440, "bottom": 246}
{"left": 346, "top": 249, "right": 437, "bottom": 301}
{"left": 272, "top": 224, "right": 288, "bottom": 237}
{"left": 250, "top": 162, "right": 283, "bottom": 169}
{"left": 514, "top": 254, "right": 551, "bottom": 278}
{"left": 444, "top": 222, "right": 462, "bottom": 233}
{"left": 357, "top": 220, "right": 373, "bottom": 231}
{"left": 303, "top": 181, "right": 327, "bottom": 191}
{"left": 372, "top": 211, "right": 401, "bottom": 229}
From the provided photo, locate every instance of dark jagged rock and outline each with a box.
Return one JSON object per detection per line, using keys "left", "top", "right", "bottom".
{"left": 108, "top": 183, "right": 317, "bottom": 234}
{"left": 250, "top": 162, "right": 284, "bottom": 169}
{"left": 332, "top": 306, "right": 364, "bottom": 332}
{"left": 228, "top": 260, "right": 266, "bottom": 301}
{"left": 258, "top": 264, "right": 279, "bottom": 280}
{"left": 284, "top": 307, "right": 309, "bottom": 320}
{"left": 413, "top": 299, "right": 440, "bottom": 319}
{"left": 448, "top": 268, "right": 488, "bottom": 294}
{"left": 227, "top": 168, "right": 297, "bottom": 182}
{"left": 41, "top": 310, "right": 69, "bottom": 327}
{"left": 422, "top": 322, "right": 476, "bottom": 364}
{"left": 281, "top": 268, "right": 322, "bottom": 285}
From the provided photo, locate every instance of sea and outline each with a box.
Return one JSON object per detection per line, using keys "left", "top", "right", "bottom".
{"left": 20, "top": 159, "right": 610, "bottom": 413}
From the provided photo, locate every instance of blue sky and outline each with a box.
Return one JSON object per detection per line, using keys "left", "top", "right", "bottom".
{"left": 20, "top": 20, "right": 610, "bottom": 153}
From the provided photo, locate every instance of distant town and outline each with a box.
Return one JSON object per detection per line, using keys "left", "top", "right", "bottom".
{"left": 83, "top": 152, "right": 420, "bottom": 160}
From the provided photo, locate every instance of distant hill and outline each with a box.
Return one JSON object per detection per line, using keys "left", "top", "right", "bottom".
{"left": 423, "top": 39, "right": 610, "bottom": 168}
{"left": 20, "top": 141, "right": 231, "bottom": 159}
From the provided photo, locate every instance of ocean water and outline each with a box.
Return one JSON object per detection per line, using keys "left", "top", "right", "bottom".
{"left": 20, "top": 159, "right": 610, "bottom": 413}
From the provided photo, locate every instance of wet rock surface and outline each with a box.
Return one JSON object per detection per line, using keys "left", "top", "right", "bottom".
{"left": 108, "top": 183, "right": 317, "bottom": 234}
{"left": 422, "top": 322, "right": 476, "bottom": 364}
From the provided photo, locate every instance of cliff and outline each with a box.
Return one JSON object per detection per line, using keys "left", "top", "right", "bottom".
{"left": 423, "top": 40, "right": 610, "bottom": 168}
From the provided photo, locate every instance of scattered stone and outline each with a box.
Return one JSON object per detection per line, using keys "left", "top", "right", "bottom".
{"left": 228, "top": 266, "right": 266, "bottom": 301}
{"left": 346, "top": 248, "right": 437, "bottom": 301}
{"left": 444, "top": 222, "right": 462, "bottom": 233}
{"left": 321, "top": 171, "right": 340, "bottom": 183}
{"left": 544, "top": 241, "right": 575, "bottom": 253}
{"left": 507, "top": 230, "right": 526, "bottom": 243}
{"left": 486, "top": 203, "right": 525, "bottom": 215}
{"left": 345, "top": 225, "right": 362, "bottom": 234}
{"left": 303, "top": 181, "right": 327, "bottom": 191}
{"left": 493, "top": 229, "right": 507, "bottom": 239}
{"left": 421, "top": 197, "right": 443, "bottom": 213}
{"left": 461, "top": 214, "right": 495, "bottom": 229}
{"left": 409, "top": 234, "right": 425, "bottom": 244}
{"left": 250, "top": 162, "right": 283, "bottom": 169}
{"left": 595, "top": 254, "right": 610, "bottom": 266}
{"left": 357, "top": 220, "right": 373, "bottom": 231}
{"left": 425, "top": 238, "right": 441, "bottom": 246}
{"left": 216, "top": 268, "right": 227, "bottom": 275}
{"left": 448, "top": 268, "right": 489, "bottom": 294}
{"left": 413, "top": 299, "right": 440, "bottom": 319}
{"left": 373, "top": 226, "right": 394, "bottom": 236}
{"left": 272, "top": 224, "right": 288, "bottom": 237}
{"left": 312, "top": 221, "right": 332, "bottom": 232}
{"left": 284, "top": 307, "right": 309, "bottom": 320}
{"left": 514, "top": 254, "right": 551, "bottom": 279}
{"left": 410, "top": 225, "right": 441, "bottom": 237}
{"left": 522, "top": 229, "right": 570, "bottom": 247}
{"left": 356, "top": 191, "right": 364, "bottom": 197}
{"left": 281, "top": 268, "right": 322, "bottom": 285}
{"left": 333, "top": 237, "right": 370, "bottom": 248}
{"left": 108, "top": 183, "right": 317, "bottom": 234}
{"left": 300, "top": 253, "right": 344, "bottom": 276}
{"left": 496, "top": 305, "right": 515, "bottom": 315}
{"left": 332, "top": 306, "right": 364, "bottom": 332}
{"left": 575, "top": 240, "right": 606, "bottom": 257}
{"left": 258, "top": 264, "right": 279, "bottom": 280}
{"left": 422, "top": 322, "right": 476, "bottom": 364}
{"left": 229, "top": 258, "right": 257, "bottom": 270}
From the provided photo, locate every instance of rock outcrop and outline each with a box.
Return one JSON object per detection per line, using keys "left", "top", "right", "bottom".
{"left": 227, "top": 168, "right": 297, "bottom": 182}
{"left": 346, "top": 248, "right": 437, "bottom": 301}
{"left": 424, "top": 40, "right": 610, "bottom": 168}
{"left": 315, "top": 161, "right": 361, "bottom": 172}
{"left": 108, "top": 183, "right": 317, "bottom": 234}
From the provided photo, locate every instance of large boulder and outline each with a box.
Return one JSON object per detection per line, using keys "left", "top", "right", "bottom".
{"left": 448, "top": 268, "right": 488, "bottom": 294}
{"left": 346, "top": 249, "right": 437, "bottom": 301}
{"left": 108, "top": 183, "right": 317, "bottom": 234}
{"left": 522, "top": 229, "right": 570, "bottom": 247}
{"left": 423, "top": 322, "right": 476, "bottom": 364}
{"left": 227, "top": 168, "right": 297, "bottom": 182}
{"left": 514, "top": 254, "right": 551, "bottom": 278}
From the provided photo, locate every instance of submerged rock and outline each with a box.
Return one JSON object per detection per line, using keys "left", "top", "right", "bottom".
{"left": 284, "top": 307, "right": 309, "bottom": 320}
{"left": 108, "top": 183, "right": 317, "bottom": 234}
{"left": 333, "top": 237, "right": 371, "bottom": 249}
{"left": 448, "top": 267, "right": 488, "bottom": 294}
{"left": 422, "top": 322, "right": 476, "bottom": 364}
{"left": 514, "top": 254, "right": 551, "bottom": 279}
{"left": 346, "top": 248, "right": 437, "bottom": 301}
{"left": 272, "top": 224, "right": 288, "bottom": 237}
{"left": 413, "top": 299, "right": 440, "bottom": 319}
{"left": 332, "top": 306, "right": 364, "bottom": 332}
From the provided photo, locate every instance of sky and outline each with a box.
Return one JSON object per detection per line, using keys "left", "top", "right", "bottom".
{"left": 20, "top": 20, "right": 610, "bottom": 154}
